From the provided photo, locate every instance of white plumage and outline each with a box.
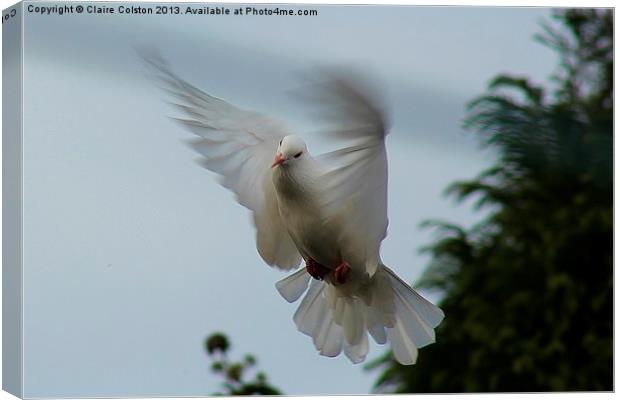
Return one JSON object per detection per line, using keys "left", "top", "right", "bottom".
{"left": 143, "top": 53, "right": 444, "bottom": 365}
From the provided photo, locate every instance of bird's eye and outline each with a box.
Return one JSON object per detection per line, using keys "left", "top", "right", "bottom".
{"left": 279, "top": 139, "right": 283, "bottom": 146}
{"left": 294, "top": 152, "right": 303, "bottom": 158}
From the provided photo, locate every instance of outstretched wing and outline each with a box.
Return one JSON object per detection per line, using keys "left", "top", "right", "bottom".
{"left": 142, "top": 53, "right": 302, "bottom": 270}
{"left": 301, "top": 71, "right": 389, "bottom": 277}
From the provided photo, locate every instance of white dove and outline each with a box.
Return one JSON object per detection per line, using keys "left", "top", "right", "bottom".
{"left": 143, "top": 54, "right": 444, "bottom": 365}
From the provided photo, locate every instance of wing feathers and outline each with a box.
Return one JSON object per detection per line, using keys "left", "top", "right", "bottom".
{"left": 298, "top": 71, "right": 389, "bottom": 277}
{"left": 142, "top": 52, "right": 301, "bottom": 270}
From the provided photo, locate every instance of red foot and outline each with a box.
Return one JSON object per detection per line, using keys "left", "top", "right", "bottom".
{"left": 334, "top": 261, "right": 351, "bottom": 284}
{"left": 306, "top": 258, "right": 330, "bottom": 281}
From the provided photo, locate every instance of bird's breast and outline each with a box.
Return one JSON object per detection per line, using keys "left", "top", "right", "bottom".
{"left": 272, "top": 167, "right": 340, "bottom": 268}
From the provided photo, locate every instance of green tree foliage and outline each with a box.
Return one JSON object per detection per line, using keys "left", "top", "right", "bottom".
{"left": 369, "top": 9, "right": 612, "bottom": 392}
{"left": 205, "top": 333, "right": 282, "bottom": 395}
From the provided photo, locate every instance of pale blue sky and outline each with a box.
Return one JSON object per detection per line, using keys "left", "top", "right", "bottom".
{"left": 19, "top": 3, "right": 557, "bottom": 397}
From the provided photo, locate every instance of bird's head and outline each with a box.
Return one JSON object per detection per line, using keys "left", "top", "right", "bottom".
{"left": 272, "top": 135, "right": 308, "bottom": 168}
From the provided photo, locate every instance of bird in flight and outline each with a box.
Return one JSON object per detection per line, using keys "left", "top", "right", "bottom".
{"left": 142, "top": 53, "right": 444, "bottom": 365}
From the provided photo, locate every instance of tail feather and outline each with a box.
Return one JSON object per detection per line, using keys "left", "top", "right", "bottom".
{"left": 342, "top": 298, "right": 365, "bottom": 346}
{"left": 276, "top": 264, "right": 445, "bottom": 365}
{"left": 344, "top": 330, "right": 369, "bottom": 363}
{"left": 383, "top": 266, "right": 444, "bottom": 363}
{"left": 275, "top": 268, "right": 310, "bottom": 302}
{"left": 386, "top": 316, "right": 419, "bottom": 365}
{"left": 391, "top": 282, "right": 437, "bottom": 347}
{"left": 385, "top": 266, "right": 445, "bottom": 327}
{"left": 293, "top": 279, "right": 325, "bottom": 336}
{"left": 315, "top": 317, "right": 343, "bottom": 357}
{"left": 365, "top": 308, "right": 388, "bottom": 344}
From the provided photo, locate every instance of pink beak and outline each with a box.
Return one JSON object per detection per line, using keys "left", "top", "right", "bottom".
{"left": 271, "top": 153, "right": 286, "bottom": 168}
